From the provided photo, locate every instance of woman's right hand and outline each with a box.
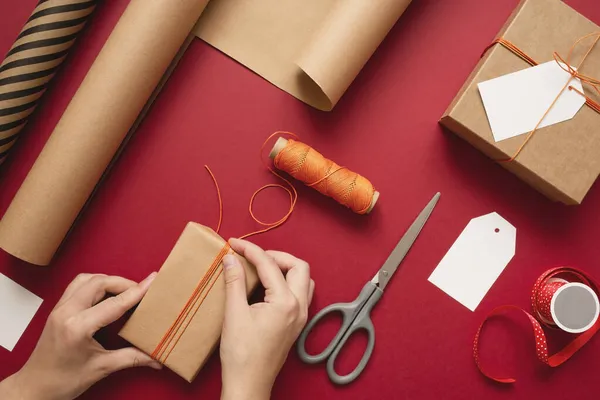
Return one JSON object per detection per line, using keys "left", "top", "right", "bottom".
{"left": 220, "top": 238, "right": 315, "bottom": 400}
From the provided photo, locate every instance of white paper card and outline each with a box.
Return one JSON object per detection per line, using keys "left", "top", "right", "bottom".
{"left": 0, "top": 273, "right": 43, "bottom": 351}
{"left": 478, "top": 61, "right": 586, "bottom": 142}
{"left": 428, "top": 213, "right": 516, "bottom": 311}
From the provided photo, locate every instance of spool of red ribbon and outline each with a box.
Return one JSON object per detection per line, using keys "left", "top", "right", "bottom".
{"left": 474, "top": 267, "right": 600, "bottom": 383}
{"left": 534, "top": 277, "right": 599, "bottom": 333}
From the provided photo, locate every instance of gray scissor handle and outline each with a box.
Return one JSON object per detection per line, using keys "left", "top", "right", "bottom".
{"left": 297, "top": 282, "right": 383, "bottom": 384}
{"left": 326, "top": 303, "right": 377, "bottom": 385}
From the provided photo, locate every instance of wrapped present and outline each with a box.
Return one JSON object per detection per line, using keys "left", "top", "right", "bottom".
{"left": 119, "top": 222, "right": 258, "bottom": 382}
{"left": 441, "top": 0, "right": 600, "bottom": 205}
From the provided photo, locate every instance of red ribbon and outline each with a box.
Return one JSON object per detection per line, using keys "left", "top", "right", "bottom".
{"left": 474, "top": 267, "right": 600, "bottom": 383}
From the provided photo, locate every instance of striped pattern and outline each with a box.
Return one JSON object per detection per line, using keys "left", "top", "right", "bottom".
{"left": 0, "top": 0, "right": 96, "bottom": 165}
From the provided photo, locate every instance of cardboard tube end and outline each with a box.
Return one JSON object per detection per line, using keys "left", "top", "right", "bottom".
{"left": 366, "top": 191, "right": 379, "bottom": 214}
{"left": 0, "top": 242, "right": 51, "bottom": 266}
{"left": 269, "top": 138, "right": 289, "bottom": 159}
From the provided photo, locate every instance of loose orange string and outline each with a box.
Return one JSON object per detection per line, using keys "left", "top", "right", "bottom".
{"left": 204, "top": 165, "right": 223, "bottom": 233}
{"left": 239, "top": 131, "right": 299, "bottom": 240}
{"left": 150, "top": 152, "right": 297, "bottom": 363}
{"left": 152, "top": 131, "right": 376, "bottom": 362}
{"left": 484, "top": 33, "right": 600, "bottom": 162}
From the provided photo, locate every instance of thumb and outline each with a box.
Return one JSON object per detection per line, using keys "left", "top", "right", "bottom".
{"left": 101, "top": 348, "right": 162, "bottom": 375}
{"left": 223, "top": 254, "right": 249, "bottom": 315}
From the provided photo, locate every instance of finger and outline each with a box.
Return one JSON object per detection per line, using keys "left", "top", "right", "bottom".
{"left": 229, "top": 238, "right": 288, "bottom": 294}
{"left": 99, "top": 347, "right": 162, "bottom": 375}
{"left": 66, "top": 275, "right": 138, "bottom": 311}
{"left": 55, "top": 273, "right": 98, "bottom": 308}
{"left": 222, "top": 254, "right": 249, "bottom": 316}
{"left": 79, "top": 272, "right": 157, "bottom": 333}
{"left": 308, "top": 279, "right": 315, "bottom": 307}
{"left": 265, "top": 250, "right": 311, "bottom": 310}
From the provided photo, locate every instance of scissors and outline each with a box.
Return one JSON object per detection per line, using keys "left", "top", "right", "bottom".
{"left": 297, "top": 193, "right": 440, "bottom": 385}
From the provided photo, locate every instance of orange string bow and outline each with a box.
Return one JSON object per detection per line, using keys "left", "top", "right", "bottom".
{"left": 484, "top": 32, "right": 600, "bottom": 162}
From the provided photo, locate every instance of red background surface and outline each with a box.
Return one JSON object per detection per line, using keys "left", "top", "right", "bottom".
{"left": 1, "top": 0, "right": 600, "bottom": 399}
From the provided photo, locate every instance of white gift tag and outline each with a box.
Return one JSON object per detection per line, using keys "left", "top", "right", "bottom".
{"left": 0, "top": 273, "right": 43, "bottom": 351}
{"left": 478, "top": 61, "right": 586, "bottom": 142}
{"left": 428, "top": 213, "right": 516, "bottom": 311}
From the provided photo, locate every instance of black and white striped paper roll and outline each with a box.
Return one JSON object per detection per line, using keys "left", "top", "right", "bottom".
{"left": 0, "top": 0, "right": 97, "bottom": 164}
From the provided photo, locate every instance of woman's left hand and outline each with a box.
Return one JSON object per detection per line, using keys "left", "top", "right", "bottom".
{"left": 0, "top": 273, "right": 161, "bottom": 400}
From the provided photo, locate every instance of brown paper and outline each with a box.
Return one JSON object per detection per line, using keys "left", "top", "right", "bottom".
{"left": 119, "top": 222, "right": 258, "bottom": 382}
{"left": 440, "top": 0, "right": 600, "bottom": 205}
{"left": 0, "top": 0, "right": 98, "bottom": 165}
{"left": 195, "top": 0, "right": 412, "bottom": 111}
{"left": 0, "top": 0, "right": 210, "bottom": 266}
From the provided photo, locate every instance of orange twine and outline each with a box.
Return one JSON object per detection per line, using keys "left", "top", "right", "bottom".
{"left": 150, "top": 137, "right": 298, "bottom": 363}
{"left": 483, "top": 33, "right": 600, "bottom": 162}
{"left": 239, "top": 131, "right": 299, "bottom": 240}
{"left": 271, "top": 132, "right": 376, "bottom": 215}
{"left": 150, "top": 166, "right": 228, "bottom": 364}
{"left": 151, "top": 132, "right": 376, "bottom": 364}
{"left": 151, "top": 242, "right": 229, "bottom": 364}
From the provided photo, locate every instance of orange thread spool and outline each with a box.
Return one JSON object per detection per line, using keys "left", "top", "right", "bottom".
{"left": 269, "top": 138, "right": 379, "bottom": 214}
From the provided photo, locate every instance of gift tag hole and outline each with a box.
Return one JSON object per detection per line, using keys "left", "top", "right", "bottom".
{"left": 494, "top": 228, "right": 500, "bottom": 233}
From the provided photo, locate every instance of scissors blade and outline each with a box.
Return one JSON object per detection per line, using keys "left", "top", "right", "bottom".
{"left": 375, "top": 192, "right": 440, "bottom": 291}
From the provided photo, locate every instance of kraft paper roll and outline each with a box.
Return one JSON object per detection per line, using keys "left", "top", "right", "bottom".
{"left": 195, "top": 0, "right": 411, "bottom": 111}
{"left": 296, "top": 0, "right": 412, "bottom": 110}
{"left": 0, "top": 0, "right": 97, "bottom": 165}
{"left": 0, "top": 0, "right": 210, "bottom": 266}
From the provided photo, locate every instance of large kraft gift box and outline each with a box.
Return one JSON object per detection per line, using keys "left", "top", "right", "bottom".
{"left": 119, "top": 222, "right": 258, "bottom": 382}
{"left": 440, "top": 0, "right": 600, "bottom": 205}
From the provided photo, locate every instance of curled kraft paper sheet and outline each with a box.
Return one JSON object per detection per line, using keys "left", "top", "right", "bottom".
{"left": 195, "top": 0, "right": 412, "bottom": 111}
{"left": 0, "top": 0, "right": 210, "bottom": 266}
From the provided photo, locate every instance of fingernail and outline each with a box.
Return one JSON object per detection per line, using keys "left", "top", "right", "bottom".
{"left": 141, "top": 272, "right": 157, "bottom": 285}
{"left": 146, "top": 271, "right": 158, "bottom": 280}
{"left": 223, "top": 255, "right": 237, "bottom": 269}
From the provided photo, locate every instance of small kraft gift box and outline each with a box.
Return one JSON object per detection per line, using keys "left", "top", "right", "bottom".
{"left": 440, "top": 0, "right": 600, "bottom": 205}
{"left": 119, "top": 222, "right": 258, "bottom": 382}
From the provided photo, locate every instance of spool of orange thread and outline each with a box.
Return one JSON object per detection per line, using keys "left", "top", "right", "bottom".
{"left": 268, "top": 137, "right": 379, "bottom": 214}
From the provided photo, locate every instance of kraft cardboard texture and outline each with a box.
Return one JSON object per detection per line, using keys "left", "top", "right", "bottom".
{"left": 441, "top": 0, "right": 600, "bottom": 205}
{"left": 119, "top": 223, "right": 258, "bottom": 382}
{"left": 0, "top": 0, "right": 210, "bottom": 265}
{"left": 0, "top": 0, "right": 411, "bottom": 265}
{"left": 195, "top": 0, "right": 412, "bottom": 111}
